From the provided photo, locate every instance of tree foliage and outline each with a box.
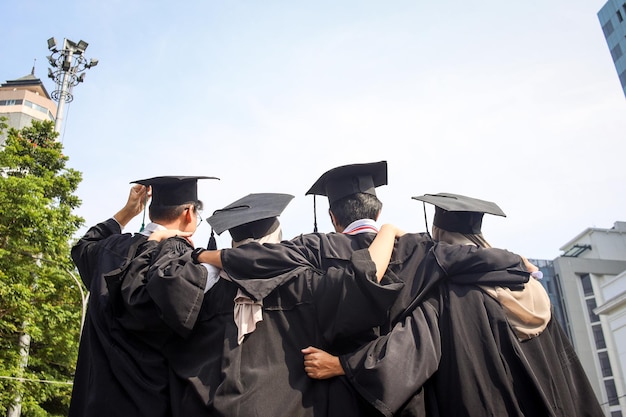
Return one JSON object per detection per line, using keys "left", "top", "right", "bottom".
{"left": 0, "top": 119, "right": 84, "bottom": 417}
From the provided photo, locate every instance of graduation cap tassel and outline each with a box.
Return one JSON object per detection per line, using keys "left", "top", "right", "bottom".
{"left": 422, "top": 202, "right": 432, "bottom": 240}
{"left": 139, "top": 193, "right": 148, "bottom": 233}
{"left": 207, "top": 228, "right": 217, "bottom": 250}
{"left": 313, "top": 195, "right": 318, "bottom": 233}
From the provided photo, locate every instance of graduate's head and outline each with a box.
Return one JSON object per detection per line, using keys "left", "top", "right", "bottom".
{"left": 207, "top": 193, "right": 294, "bottom": 248}
{"left": 306, "top": 161, "right": 387, "bottom": 232}
{"left": 327, "top": 193, "right": 382, "bottom": 231}
{"left": 132, "top": 176, "right": 218, "bottom": 232}
{"left": 412, "top": 192, "right": 506, "bottom": 248}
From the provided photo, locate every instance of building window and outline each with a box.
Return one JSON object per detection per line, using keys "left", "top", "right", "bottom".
{"left": 23, "top": 100, "right": 50, "bottom": 115}
{"left": 586, "top": 298, "right": 600, "bottom": 323}
{"left": 611, "top": 44, "right": 623, "bottom": 62}
{"left": 581, "top": 274, "right": 594, "bottom": 297}
{"left": 593, "top": 324, "right": 607, "bottom": 349}
{"left": 618, "top": 10, "right": 624, "bottom": 22}
{"left": 605, "top": 379, "right": 619, "bottom": 405}
{"left": 598, "top": 351, "right": 613, "bottom": 377}
{"left": 0, "top": 99, "right": 23, "bottom": 106}
{"left": 603, "top": 20, "right": 615, "bottom": 37}
{"left": 611, "top": 411, "right": 623, "bottom": 417}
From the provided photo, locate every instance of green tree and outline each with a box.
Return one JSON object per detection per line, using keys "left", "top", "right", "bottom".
{"left": 0, "top": 119, "right": 84, "bottom": 417}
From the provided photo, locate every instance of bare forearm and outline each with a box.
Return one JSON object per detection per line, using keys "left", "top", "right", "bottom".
{"left": 198, "top": 250, "right": 223, "bottom": 269}
{"left": 369, "top": 224, "right": 405, "bottom": 282}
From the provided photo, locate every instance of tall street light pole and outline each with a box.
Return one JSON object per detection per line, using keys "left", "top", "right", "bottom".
{"left": 46, "top": 37, "right": 98, "bottom": 134}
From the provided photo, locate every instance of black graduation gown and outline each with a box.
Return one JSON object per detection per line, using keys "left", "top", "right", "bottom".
{"left": 216, "top": 233, "right": 529, "bottom": 417}
{"left": 141, "top": 232, "right": 404, "bottom": 417}
{"left": 423, "top": 282, "right": 604, "bottom": 417}
{"left": 340, "top": 279, "right": 604, "bottom": 417}
{"left": 68, "top": 219, "right": 171, "bottom": 417}
{"left": 112, "top": 231, "right": 528, "bottom": 417}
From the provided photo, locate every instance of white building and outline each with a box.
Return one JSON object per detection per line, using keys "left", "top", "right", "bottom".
{"left": 0, "top": 71, "right": 57, "bottom": 146}
{"left": 554, "top": 221, "right": 626, "bottom": 416}
{"left": 599, "top": 0, "right": 626, "bottom": 98}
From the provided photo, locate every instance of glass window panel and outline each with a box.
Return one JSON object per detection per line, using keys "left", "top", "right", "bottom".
{"left": 581, "top": 274, "right": 594, "bottom": 296}
{"left": 602, "top": 20, "right": 615, "bottom": 37}
{"left": 586, "top": 298, "right": 599, "bottom": 323}
{"left": 605, "top": 379, "right": 619, "bottom": 406}
{"left": 593, "top": 325, "right": 607, "bottom": 350}
{"left": 599, "top": 351, "right": 612, "bottom": 377}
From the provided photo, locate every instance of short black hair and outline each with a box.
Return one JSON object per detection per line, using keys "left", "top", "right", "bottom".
{"left": 329, "top": 193, "right": 382, "bottom": 229}
{"left": 150, "top": 200, "right": 203, "bottom": 224}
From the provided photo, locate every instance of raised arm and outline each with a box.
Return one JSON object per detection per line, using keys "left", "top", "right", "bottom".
{"left": 368, "top": 224, "right": 405, "bottom": 282}
{"left": 113, "top": 184, "right": 150, "bottom": 227}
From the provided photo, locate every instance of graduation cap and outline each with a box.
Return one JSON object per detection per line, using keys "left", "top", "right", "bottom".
{"left": 132, "top": 176, "right": 219, "bottom": 232}
{"left": 306, "top": 161, "right": 387, "bottom": 204}
{"left": 132, "top": 176, "right": 219, "bottom": 207}
{"left": 207, "top": 193, "right": 294, "bottom": 242}
{"left": 412, "top": 192, "right": 506, "bottom": 234}
{"left": 305, "top": 161, "right": 387, "bottom": 232}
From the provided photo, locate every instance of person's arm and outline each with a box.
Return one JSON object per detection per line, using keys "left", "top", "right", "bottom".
{"left": 116, "top": 237, "right": 210, "bottom": 338}
{"left": 113, "top": 184, "right": 150, "bottom": 228}
{"left": 368, "top": 224, "right": 405, "bottom": 282}
{"left": 197, "top": 249, "right": 223, "bottom": 269}
{"left": 72, "top": 185, "right": 150, "bottom": 286}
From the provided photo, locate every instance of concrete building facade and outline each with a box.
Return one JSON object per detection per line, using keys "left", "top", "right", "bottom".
{"left": 599, "top": 0, "right": 626, "bottom": 98}
{"left": 0, "top": 72, "right": 57, "bottom": 146}
{"left": 553, "top": 221, "right": 626, "bottom": 416}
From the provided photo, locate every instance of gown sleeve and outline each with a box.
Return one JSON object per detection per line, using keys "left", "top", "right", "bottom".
{"left": 113, "top": 237, "right": 208, "bottom": 338}
{"left": 339, "top": 293, "right": 442, "bottom": 417}
{"left": 71, "top": 218, "right": 123, "bottom": 287}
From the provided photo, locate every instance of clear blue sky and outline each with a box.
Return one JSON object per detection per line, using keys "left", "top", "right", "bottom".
{"left": 2, "top": 0, "right": 625, "bottom": 259}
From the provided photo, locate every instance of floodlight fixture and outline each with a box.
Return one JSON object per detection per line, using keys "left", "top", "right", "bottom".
{"left": 76, "top": 40, "right": 89, "bottom": 52}
{"left": 47, "top": 37, "right": 57, "bottom": 51}
{"left": 46, "top": 36, "right": 99, "bottom": 134}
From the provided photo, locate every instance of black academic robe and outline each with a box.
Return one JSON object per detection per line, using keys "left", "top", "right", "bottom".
{"left": 113, "top": 231, "right": 528, "bottom": 417}
{"left": 340, "top": 280, "right": 604, "bottom": 417}
{"left": 423, "top": 283, "right": 604, "bottom": 417}
{"left": 123, "top": 231, "right": 404, "bottom": 417}
{"left": 216, "top": 233, "right": 529, "bottom": 417}
{"left": 68, "top": 218, "right": 171, "bottom": 417}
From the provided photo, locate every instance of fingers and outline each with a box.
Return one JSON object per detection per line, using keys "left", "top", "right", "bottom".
{"left": 301, "top": 346, "right": 319, "bottom": 355}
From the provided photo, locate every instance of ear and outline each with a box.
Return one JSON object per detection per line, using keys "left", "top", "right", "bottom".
{"left": 184, "top": 206, "right": 194, "bottom": 225}
{"left": 328, "top": 209, "right": 343, "bottom": 233}
{"left": 328, "top": 209, "right": 337, "bottom": 227}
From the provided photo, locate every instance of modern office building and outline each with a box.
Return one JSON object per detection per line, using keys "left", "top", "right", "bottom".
{"left": 0, "top": 71, "right": 57, "bottom": 146}
{"left": 599, "top": 0, "right": 626, "bottom": 97}
{"left": 553, "top": 221, "right": 626, "bottom": 416}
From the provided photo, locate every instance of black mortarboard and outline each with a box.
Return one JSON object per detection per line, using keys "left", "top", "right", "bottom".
{"left": 306, "top": 161, "right": 388, "bottom": 204}
{"left": 207, "top": 193, "right": 294, "bottom": 241}
{"left": 132, "top": 176, "right": 219, "bottom": 207}
{"left": 412, "top": 192, "right": 506, "bottom": 234}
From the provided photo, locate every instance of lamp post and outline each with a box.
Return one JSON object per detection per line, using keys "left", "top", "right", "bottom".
{"left": 46, "top": 37, "right": 98, "bottom": 134}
